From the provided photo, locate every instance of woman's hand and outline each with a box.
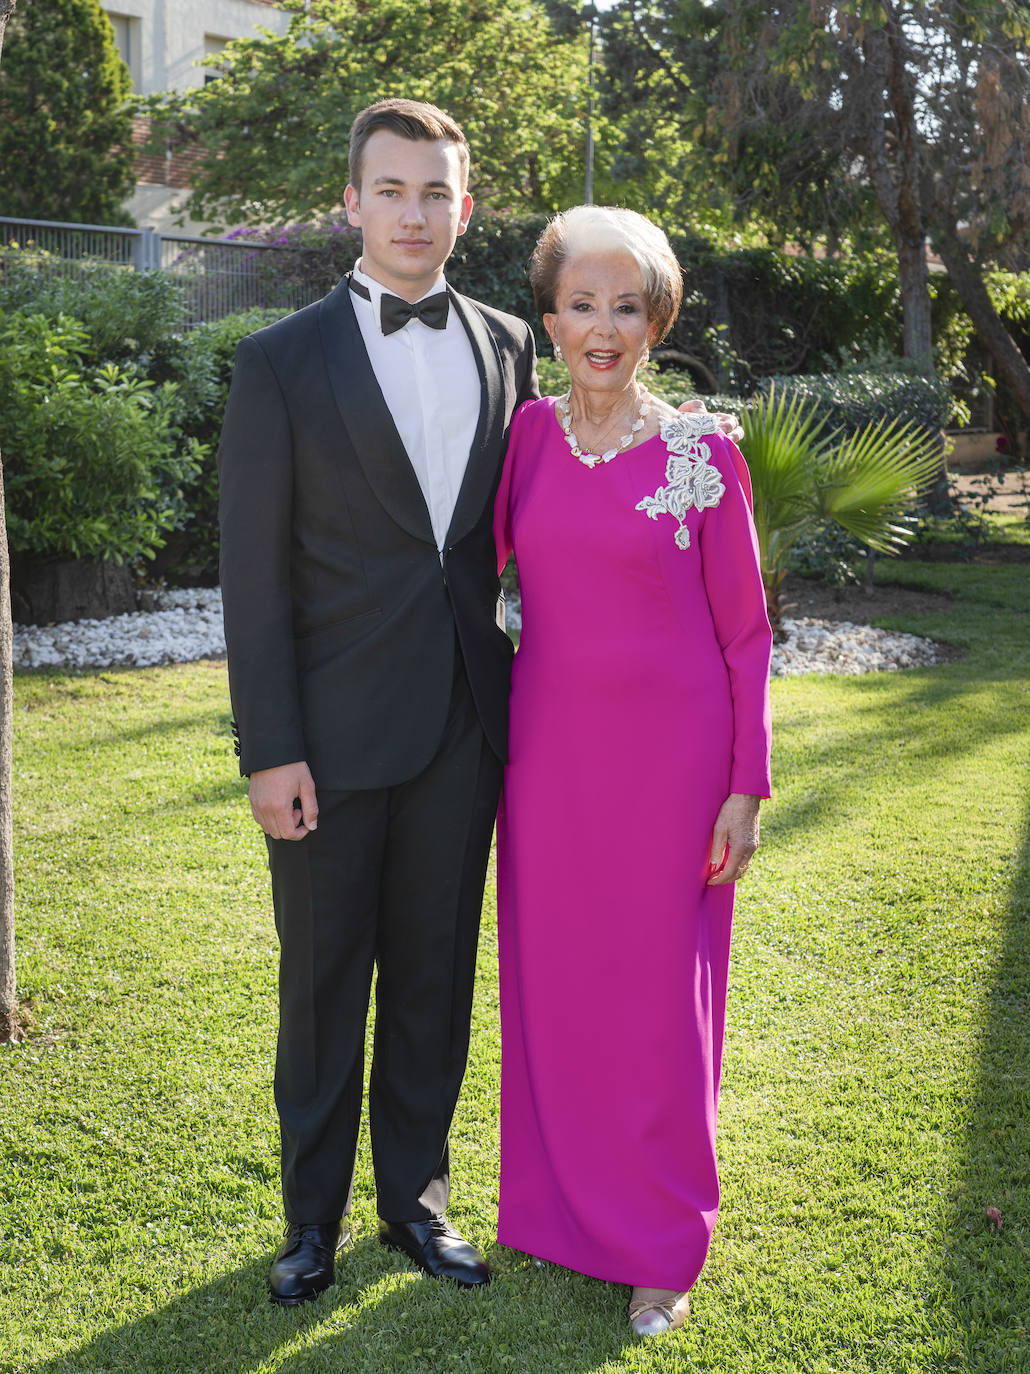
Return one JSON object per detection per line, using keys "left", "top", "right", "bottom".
{"left": 706, "top": 793, "right": 761, "bottom": 885}
{"left": 679, "top": 397, "right": 744, "bottom": 445}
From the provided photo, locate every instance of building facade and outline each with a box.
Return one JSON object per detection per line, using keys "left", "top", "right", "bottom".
{"left": 103, "top": 0, "right": 291, "bottom": 231}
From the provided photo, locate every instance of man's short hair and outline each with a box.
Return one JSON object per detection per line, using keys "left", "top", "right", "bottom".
{"left": 348, "top": 98, "right": 471, "bottom": 191}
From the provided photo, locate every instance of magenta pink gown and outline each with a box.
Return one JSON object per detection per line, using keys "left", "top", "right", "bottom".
{"left": 493, "top": 398, "right": 773, "bottom": 1291}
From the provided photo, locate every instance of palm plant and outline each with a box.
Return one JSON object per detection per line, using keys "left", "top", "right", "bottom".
{"left": 741, "top": 386, "right": 942, "bottom": 636}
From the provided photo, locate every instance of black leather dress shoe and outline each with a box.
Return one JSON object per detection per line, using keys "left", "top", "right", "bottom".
{"left": 268, "top": 1222, "right": 348, "bottom": 1305}
{"left": 378, "top": 1215, "right": 490, "bottom": 1287}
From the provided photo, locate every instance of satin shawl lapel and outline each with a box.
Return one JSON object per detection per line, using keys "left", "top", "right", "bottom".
{"left": 445, "top": 289, "right": 505, "bottom": 547}
{"left": 318, "top": 277, "right": 434, "bottom": 544}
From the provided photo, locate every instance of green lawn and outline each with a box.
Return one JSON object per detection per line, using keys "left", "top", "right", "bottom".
{"left": 2, "top": 559, "right": 1028, "bottom": 1374}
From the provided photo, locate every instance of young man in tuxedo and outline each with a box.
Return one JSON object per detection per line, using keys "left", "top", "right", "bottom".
{"left": 218, "top": 98, "right": 538, "bottom": 1304}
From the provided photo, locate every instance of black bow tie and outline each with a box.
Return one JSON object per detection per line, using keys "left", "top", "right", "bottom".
{"left": 349, "top": 277, "right": 449, "bottom": 335}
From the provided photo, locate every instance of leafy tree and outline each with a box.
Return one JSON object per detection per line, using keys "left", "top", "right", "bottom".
{"left": 601, "top": 1, "right": 1030, "bottom": 420}
{"left": 0, "top": 0, "right": 19, "bottom": 1046}
{"left": 0, "top": 0, "right": 135, "bottom": 224}
{"left": 928, "top": 19, "right": 1030, "bottom": 419}
{"left": 145, "top": 0, "right": 597, "bottom": 224}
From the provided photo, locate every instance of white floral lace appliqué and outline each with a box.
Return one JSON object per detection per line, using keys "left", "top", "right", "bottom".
{"left": 635, "top": 412, "right": 725, "bottom": 549}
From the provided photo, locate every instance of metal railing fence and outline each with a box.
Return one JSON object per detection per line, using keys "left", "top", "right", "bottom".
{"left": 0, "top": 215, "right": 316, "bottom": 322}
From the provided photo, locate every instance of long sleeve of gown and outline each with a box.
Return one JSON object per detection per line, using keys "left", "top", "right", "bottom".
{"left": 699, "top": 435, "right": 773, "bottom": 798}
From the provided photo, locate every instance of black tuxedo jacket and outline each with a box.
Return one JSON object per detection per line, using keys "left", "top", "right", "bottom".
{"left": 218, "top": 276, "right": 538, "bottom": 789}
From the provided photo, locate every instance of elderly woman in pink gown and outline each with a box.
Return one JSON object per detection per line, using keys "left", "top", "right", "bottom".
{"left": 493, "top": 206, "right": 772, "bottom": 1338}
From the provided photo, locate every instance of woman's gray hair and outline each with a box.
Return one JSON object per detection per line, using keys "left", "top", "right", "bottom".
{"left": 528, "top": 206, "right": 683, "bottom": 342}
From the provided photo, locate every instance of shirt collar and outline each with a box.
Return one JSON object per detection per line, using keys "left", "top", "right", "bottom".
{"left": 352, "top": 259, "right": 450, "bottom": 317}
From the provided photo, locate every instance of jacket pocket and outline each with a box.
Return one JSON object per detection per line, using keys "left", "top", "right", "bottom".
{"left": 293, "top": 607, "right": 383, "bottom": 671}
{"left": 293, "top": 605, "right": 382, "bottom": 640}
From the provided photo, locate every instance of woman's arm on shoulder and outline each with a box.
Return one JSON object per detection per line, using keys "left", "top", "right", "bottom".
{"left": 680, "top": 396, "right": 744, "bottom": 445}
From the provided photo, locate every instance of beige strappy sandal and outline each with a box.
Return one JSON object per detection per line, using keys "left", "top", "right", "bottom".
{"left": 628, "top": 1286, "right": 690, "bottom": 1337}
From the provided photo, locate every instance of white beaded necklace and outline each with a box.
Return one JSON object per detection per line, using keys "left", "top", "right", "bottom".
{"left": 555, "top": 388, "right": 652, "bottom": 468}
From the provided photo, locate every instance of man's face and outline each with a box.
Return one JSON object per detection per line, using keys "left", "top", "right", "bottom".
{"left": 344, "top": 130, "right": 473, "bottom": 300}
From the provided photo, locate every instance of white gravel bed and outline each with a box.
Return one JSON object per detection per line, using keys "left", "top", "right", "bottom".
{"left": 13, "top": 587, "right": 939, "bottom": 676}
{"left": 771, "top": 616, "right": 939, "bottom": 676}
{"left": 13, "top": 588, "right": 226, "bottom": 671}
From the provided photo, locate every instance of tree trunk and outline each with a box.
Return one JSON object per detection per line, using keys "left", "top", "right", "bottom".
{"left": 11, "top": 555, "right": 136, "bottom": 626}
{"left": 860, "top": 17, "right": 936, "bottom": 367}
{"left": 883, "top": 10, "right": 934, "bottom": 371}
{"left": 895, "top": 228, "right": 934, "bottom": 370}
{"left": 0, "top": 463, "right": 14, "bottom": 1045}
{"left": 935, "top": 233, "right": 1030, "bottom": 424}
{"left": 863, "top": 14, "right": 946, "bottom": 505}
{"left": 0, "top": 0, "right": 19, "bottom": 1047}
{"left": 887, "top": 220, "right": 949, "bottom": 508}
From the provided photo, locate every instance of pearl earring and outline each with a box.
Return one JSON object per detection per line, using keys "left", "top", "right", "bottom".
{"left": 554, "top": 341, "right": 563, "bottom": 362}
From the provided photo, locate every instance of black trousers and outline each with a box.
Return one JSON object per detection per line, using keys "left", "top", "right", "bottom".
{"left": 265, "top": 658, "right": 503, "bottom": 1225}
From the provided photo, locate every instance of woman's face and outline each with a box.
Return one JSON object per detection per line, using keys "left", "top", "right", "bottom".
{"left": 543, "top": 250, "right": 655, "bottom": 395}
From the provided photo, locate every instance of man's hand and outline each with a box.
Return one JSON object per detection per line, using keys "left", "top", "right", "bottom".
{"left": 706, "top": 793, "right": 760, "bottom": 886}
{"left": 679, "top": 396, "right": 744, "bottom": 446}
{"left": 249, "top": 761, "right": 319, "bottom": 841}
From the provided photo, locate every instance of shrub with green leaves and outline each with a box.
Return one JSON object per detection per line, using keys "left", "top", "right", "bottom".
{"left": 0, "top": 250, "right": 188, "bottom": 362}
{"left": 643, "top": 365, "right": 956, "bottom": 446}
{"left": 460, "top": 224, "right": 972, "bottom": 383}
{"left": 757, "top": 368, "right": 957, "bottom": 439}
{"left": 217, "top": 222, "right": 361, "bottom": 305}
{"left": 0, "top": 312, "right": 202, "bottom": 564}
{"left": 790, "top": 523, "right": 869, "bottom": 588}
{"left": 0, "top": 249, "right": 288, "bottom": 578}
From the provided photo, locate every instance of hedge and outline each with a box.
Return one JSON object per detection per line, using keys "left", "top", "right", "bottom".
{"left": 0, "top": 246, "right": 289, "bottom": 578}
{"left": 240, "top": 215, "right": 983, "bottom": 389}
{"left": 0, "top": 310, "right": 200, "bottom": 565}
{"left": 0, "top": 251, "right": 188, "bottom": 360}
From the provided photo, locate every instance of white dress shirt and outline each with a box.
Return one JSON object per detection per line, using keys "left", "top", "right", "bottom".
{"left": 350, "top": 260, "right": 481, "bottom": 551}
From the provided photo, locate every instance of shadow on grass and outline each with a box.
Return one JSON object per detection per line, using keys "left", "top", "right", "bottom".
{"left": 30, "top": 1241, "right": 632, "bottom": 1374}
{"left": 765, "top": 660, "right": 1030, "bottom": 853}
{"left": 939, "top": 810, "right": 1030, "bottom": 1372}
{"left": 164, "top": 775, "right": 249, "bottom": 808}
{"left": 93, "top": 709, "right": 234, "bottom": 749}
